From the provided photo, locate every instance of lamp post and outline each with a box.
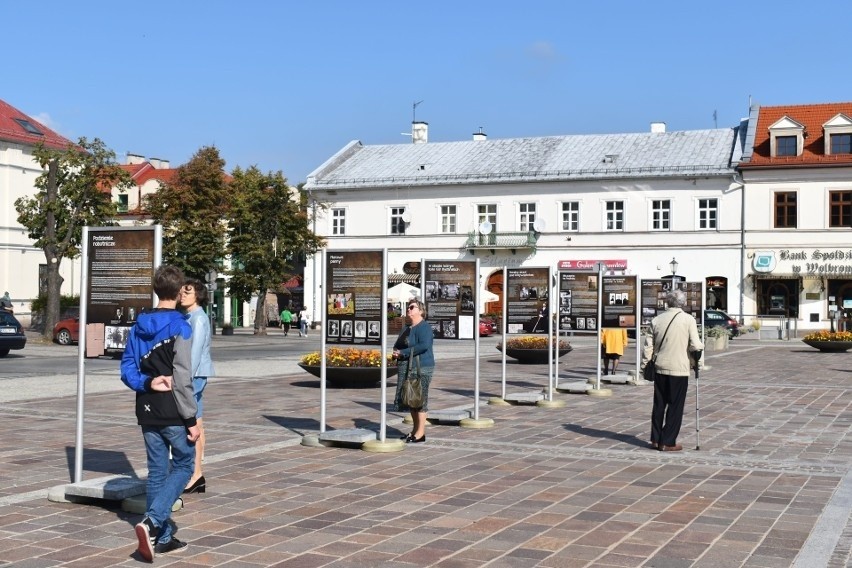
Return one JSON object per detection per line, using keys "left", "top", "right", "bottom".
{"left": 670, "top": 257, "right": 679, "bottom": 286}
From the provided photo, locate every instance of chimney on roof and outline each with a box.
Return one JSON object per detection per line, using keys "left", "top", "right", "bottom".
{"left": 650, "top": 122, "right": 666, "bottom": 133}
{"left": 126, "top": 153, "right": 146, "bottom": 165}
{"left": 412, "top": 121, "right": 428, "bottom": 144}
{"left": 149, "top": 158, "right": 170, "bottom": 169}
{"left": 473, "top": 127, "right": 487, "bottom": 141}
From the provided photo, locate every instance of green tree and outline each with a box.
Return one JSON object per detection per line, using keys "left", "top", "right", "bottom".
{"left": 14, "top": 138, "right": 132, "bottom": 338}
{"left": 145, "top": 146, "right": 230, "bottom": 279}
{"left": 227, "top": 167, "right": 324, "bottom": 334}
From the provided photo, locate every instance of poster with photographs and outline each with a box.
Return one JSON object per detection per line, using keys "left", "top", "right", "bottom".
{"left": 557, "top": 271, "right": 599, "bottom": 332}
{"left": 325, "top": 250, "right": 384, "bottom": 345}
{"left": 601, "top": 275, "right": 637, "bottom": 329}
{"left": 424, "top": 260, "right": 476, "bottom": 340}
{"left": 640, "top": 279, "right": 704, "bottom": 326}
{"left": 506, "top": 267, "right": 550, "bottom": 334}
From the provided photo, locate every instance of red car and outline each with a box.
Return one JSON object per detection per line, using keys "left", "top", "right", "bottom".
{"left": 53, "top": 308, "right": 80, "bottom": 345}
{"left": 479, "top": 318, "right": 494, "bottom": 336}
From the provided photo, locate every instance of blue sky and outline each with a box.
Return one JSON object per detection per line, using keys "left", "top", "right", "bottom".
{"left": 6, "top": 1, "right": 849, "bottom": 184}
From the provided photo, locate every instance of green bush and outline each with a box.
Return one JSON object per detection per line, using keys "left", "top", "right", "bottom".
{"left": 30, "top": 294, "right": 80, "bottom": 315}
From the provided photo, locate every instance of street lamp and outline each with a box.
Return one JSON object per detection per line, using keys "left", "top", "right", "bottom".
{"left": 669, "top": 257, "right": 678, "bottom": 276}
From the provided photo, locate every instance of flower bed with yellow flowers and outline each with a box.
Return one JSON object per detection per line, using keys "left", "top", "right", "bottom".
{"left": 498, "top": 336, "right": 572, "bottom": 350}
{"left": 300, "top": 347, "right": 397, "bottom": 368}
{"left": 802, "top": 330, "right": 852, "bottom": 342}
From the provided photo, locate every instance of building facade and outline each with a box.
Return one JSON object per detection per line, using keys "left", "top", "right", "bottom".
{"left": 739, "top": 102, "right": 852, "bottom": 331}
{"left": 304, "top": 121, "right": 750, "bottom": 327}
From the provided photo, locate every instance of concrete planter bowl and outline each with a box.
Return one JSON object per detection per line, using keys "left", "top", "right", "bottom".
{"left": 801, "top": 339, "right": 852, "bottom": 353}
{"left": 497, "top": 345, "right": 573, "bottom": 364}
{"left": 298, "top": 364, "right": 399, "bottom": 388}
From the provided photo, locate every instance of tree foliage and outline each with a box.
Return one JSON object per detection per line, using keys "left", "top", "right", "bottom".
{"left": 145, "top": 146, "right": 230, "bottom": 279}
{"left": 14, "top": 137, "right": 132, "bottom": 337}
{"left": 227, "top": 167, "right": 325, "bottom": 334}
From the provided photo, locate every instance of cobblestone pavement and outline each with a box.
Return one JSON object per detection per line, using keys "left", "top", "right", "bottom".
{"left": 1, "top": 333, "right": 851, "bottom": 567}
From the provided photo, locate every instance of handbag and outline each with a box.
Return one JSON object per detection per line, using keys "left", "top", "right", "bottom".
{"left": 643, "top": 313, "right": 681, "bottom": 382}
{"left": 400, "top": 355, "right": 423, "bottom": 409}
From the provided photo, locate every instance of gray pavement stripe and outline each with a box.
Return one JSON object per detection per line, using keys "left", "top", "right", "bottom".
{"left": 794, "top": 467, "right": 852, "bottom": 567}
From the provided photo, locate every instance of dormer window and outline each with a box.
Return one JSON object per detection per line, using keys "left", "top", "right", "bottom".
{"left": 823, "top": 113, "right": 852, "bottom": 156}
{"left": 768, "top": 116, "right": 805, "bottom": 158}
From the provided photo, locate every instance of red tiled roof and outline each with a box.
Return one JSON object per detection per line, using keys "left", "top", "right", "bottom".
{"left": 743, "top": 102, "right": 852, "bottom": 168}
{"left": 0, "top": 99, "right": 74, "bottom": 150}
{"left": 119, "top": 163, "right": 178, "bottom": 185}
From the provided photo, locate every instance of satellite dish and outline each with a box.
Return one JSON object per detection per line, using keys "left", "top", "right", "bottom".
{"left": 401, "top": 210, "right": 412, "bottom": 223}
{"left": 533, "top": 218, "right": 546, "bottom": 232}
{"left": 478, "top": 221, "right": 493, "bottom": 235}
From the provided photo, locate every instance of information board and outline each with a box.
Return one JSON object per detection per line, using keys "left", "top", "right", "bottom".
{"left": 601, "top": 275, "right": 638, "bottom": 329}
{"left": 639, "top": 279, "right": 704, "bottom": 326}
{"left": 325, "top": 250, "right": 384, "bottom": 345}
{"left": 505, "top": 267, "right": 550, "bottom": 334}
{"left": 424, "top": 260, "right": 476, "bottom": 339}
{"left": 558, "top": 271, "right": 599, "bottom": 332}
{"left": 85, "top": 227, "right": 158, "bottom": 351}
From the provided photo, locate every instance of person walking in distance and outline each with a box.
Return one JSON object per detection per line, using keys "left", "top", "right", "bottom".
{"left": 180, "top": 278, "right": 215, "bottom": 495}
{"left": 641, "top": 289, "right": 703, "bottom": 452}
{"left": 120, "top": 265, "right": 199, "bottom": 561}
{"left": 280, "top": 306, "right": 293, "bottom": 336}
{"left": 600, "top": 327, "right": 628, "bottom": 375}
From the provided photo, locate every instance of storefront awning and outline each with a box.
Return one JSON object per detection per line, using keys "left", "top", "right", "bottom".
{"left": 388, "top": 273, "right": 420, "bottom": 284}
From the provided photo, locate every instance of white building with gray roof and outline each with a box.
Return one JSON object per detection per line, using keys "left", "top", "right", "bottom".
{"left": 304, "top": 120, "right": 750, "bottom": 323}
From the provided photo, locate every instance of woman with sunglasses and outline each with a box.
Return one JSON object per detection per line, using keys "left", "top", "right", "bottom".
{"left": 392, "top": 300, "right": 435, "bottom": 443}
{"left": 179, "top": 278, "right": 215, "bottom": 494}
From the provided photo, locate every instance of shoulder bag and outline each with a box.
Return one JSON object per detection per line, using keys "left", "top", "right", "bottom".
{"left": 400, "top": 355, "right": 423, "bottom": 409}
{"left": 643, "top": 313, "right": 681, "bottom": 382}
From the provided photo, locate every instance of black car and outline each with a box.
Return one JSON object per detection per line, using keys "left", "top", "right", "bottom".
{"left": 703, "top": 309, "right": 740, "bottom": 337}
{"left": 0, "top": 309, "right": 26, "bottom": 356}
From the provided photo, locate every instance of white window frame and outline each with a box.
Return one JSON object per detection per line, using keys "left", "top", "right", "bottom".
{"left": 650, "top": 199, "right": 671, "bottom": 231}
{"left": 604, "top": 201, "right": 624, "bottom": 231}
{"left": 440, "top": 205, "right": 457, "bottom": 234}
{"left": 823, "top": 113, "right": 852, "bottom": 156}
{"left": 696, "top": 198, "right": 718, "bottom": 230}
{"left": 769, "top": 116, "right": 805, "bottom": 158}
{"left": 518, "top": 202, "right": 536, "bottom": 232}
{"left": 331, "top": 207, "right": 346, "bottom": 236}
{"left": 390, "top": 206, "right": 407, "bottom": 235}
{"left": 476, "top": 203, "right": 497, "bottom": 231}
{"left": 560, "top": 201, "right": 579, "bottom": 232}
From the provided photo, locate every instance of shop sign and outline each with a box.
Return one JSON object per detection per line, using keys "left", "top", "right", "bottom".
{"left": 557, "top": 259, "right": 627, "bottom": 271}
{"left": 754, "top": 248, "right": 852, "bottom": 275}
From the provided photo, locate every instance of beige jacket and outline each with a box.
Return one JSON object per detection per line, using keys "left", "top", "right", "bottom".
{"left": 641, "top": 308, "right": 703, "bottom": 377}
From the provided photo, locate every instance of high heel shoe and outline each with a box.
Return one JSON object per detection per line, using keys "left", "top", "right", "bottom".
{"left": 407, "top": 434, "right": 426, "bottom": 443}
{"left": 183, "top": 475, "right": 206, "bottom": 494}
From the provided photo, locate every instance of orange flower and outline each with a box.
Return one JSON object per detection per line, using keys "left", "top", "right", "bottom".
{"left": 301, "top": 347, "right": 396, "bottom": 367}
{"left": 803, "top": 330, "right": 852, "bottom": 342}
{"left": 499, "top": 336, "right": 571, "bottom": 350}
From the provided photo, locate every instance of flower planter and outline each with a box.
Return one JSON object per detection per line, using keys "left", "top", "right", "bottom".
{"left": 221, "top": 326, "right": 234, "bottom": 336}
{"left": 298, "top": 364, "right": 399, "bottom": 387}
{"left": 801, "top": 339, "right": 852, "bottom": 353}
{"left": 704, "top": 335, "right": 728, "bottom": 351}
{"left": 497, "top": 345, "right": 573, "bottom": 364}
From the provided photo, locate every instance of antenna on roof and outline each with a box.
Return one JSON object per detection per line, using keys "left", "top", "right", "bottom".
{"left": 412, "top": 100, "right": 423, "bottom": 123}
{"left": 713, "top": 110, "right": 717, "bottom": 128}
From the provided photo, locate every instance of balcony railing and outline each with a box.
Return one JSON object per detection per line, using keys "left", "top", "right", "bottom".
{"left": 464, "top": 231, "right": 538, "bottom": 254}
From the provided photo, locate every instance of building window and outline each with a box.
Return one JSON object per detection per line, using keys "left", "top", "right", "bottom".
{"left": 830, "top": 191, "right": 852, "bottom": 228}
{"left": 477, "top": 204, "right": 497, "bottom": 229}
{"left": 651, "top": 199, "right": 670, "bottom": 230}
{"left": 331, "top": 208, "right": 346, "bottom": 235}
{"left": 776, "top": 136, "right": 797, "bottom": 156}
{"left": 831, "top": 134, "right": 852, "bottom": 155}
{"left": 440, "top": 205, "right": 456, "bottom": 233}
{"left": 604, "top": 201, "right": 624, "bottom": 231}
{"left": 519, "top": 203, "right": 536, "bottom": 231}
{"left": 390, "top": 207, "right": 407, "bottom": 235}
{"left": 117, "top": 194, "right": 129, "bottom": 213}
{"left": 698, "top": 198, "right": 718, "bottom": 230}
{"left": 561, "top": 201, "right": 579, "bottom": 231}
{"left": 774, "top": 192, "right": 797, "bottom": 228}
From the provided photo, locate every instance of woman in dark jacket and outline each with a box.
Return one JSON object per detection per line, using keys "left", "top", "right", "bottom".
{"left": 392, "top": 300, "right": 435, "bottom": 443}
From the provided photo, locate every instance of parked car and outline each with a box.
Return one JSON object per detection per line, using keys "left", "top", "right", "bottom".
{"left": 481, "top": 317, "right": 498, "bottom": 334}
{"left": 479, "top": 318, "right": 494, "bottom": 336}
{"left": 703, "top": 309, "right": 740, "bottom": 337}
{"left": 0, "top": 309, "right": 27, "bottom": 356}
{"left": 53, "top": 307, "right": 81, "bottom": 345}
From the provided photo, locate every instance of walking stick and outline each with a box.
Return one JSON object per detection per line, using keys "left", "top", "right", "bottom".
{"left": 691, "top": 350, "right": 703, "bottom": 450}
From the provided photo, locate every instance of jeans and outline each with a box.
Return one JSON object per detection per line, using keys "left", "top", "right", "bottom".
{"left": 300, "top": 321, "right": 308, "bottom": 336}
{"left": 142, "top": 425, "right": 195, "bottom": 544}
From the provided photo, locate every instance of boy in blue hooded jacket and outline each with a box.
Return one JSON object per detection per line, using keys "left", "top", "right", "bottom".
{"left": 121, "top": 265, "right": 198, "bottom": 561}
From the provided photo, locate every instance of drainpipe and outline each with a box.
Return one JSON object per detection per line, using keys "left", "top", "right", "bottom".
{"left": 734, "top": 174, "right": 746, "bottom": 325}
